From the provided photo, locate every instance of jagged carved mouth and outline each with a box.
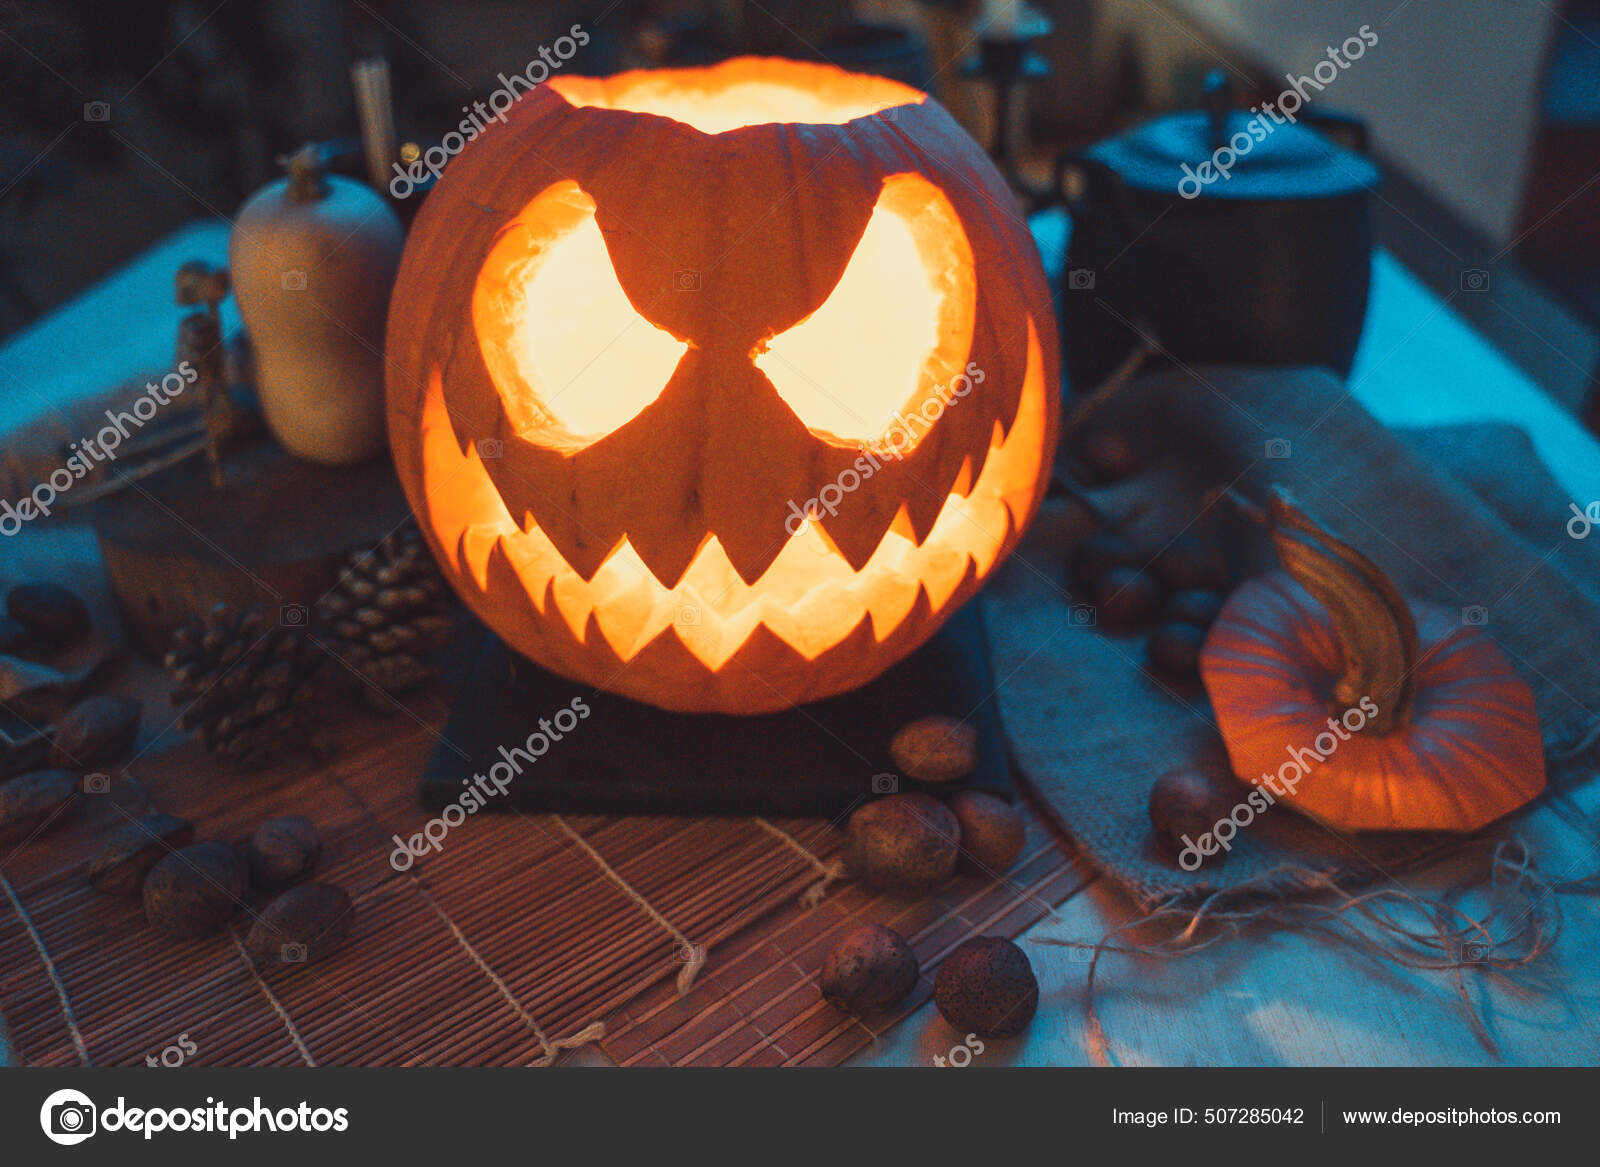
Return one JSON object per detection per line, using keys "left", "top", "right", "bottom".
{"left": 418, "top": 321, "right": 1048, "bottom": 672}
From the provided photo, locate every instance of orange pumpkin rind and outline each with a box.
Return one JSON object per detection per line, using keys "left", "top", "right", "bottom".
{"left": 1200, "top": 490, "right": 1545, "bottom": 832}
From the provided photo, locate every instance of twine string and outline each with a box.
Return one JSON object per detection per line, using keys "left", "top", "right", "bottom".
{"left": 552, "top": 816, "right": 706, "bottom": 995}
{"left": 753, "top": 817, "right": 849, "bottom": 908}
{"left": 0, "top": 871, "right": 91, "bottom": 1066}
{"left": 407, "top": 871, "right": 607, "bottom": 1065}
{"left": 231, "top": 931, "right": 318, "bottom": 1066}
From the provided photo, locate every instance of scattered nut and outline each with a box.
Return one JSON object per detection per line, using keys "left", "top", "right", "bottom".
{"left": 820, "top": 922, "right": 919, "bottom": 1013}
{"left": 844, "top": 793, "right": 960, "bottom": 895}
{"left": 950, "top": 790, "right": 1025, "bottom": 875}
{"left": 1152, "top": 536, "right": 1229, "bottom": 594}
{"left": 934, "top": 936, "right": 1038, "bottom": 1038}
{"left": 1092, "top": 567, "right": 1163, "bottom": 630}
{"left": 175, "top": 259, "right": 231, "bottom": 308}
{"left": 1146, "top": 622, "right": 1207, "bottom": 682}
{"left": 5, "top": 583, "right": 91, "bottom": 648}
{"left": 890, "top": 716, "right": 979, "bottom": 784}
{"left": 1068, "top": 531, "right": 1139, "bottom": 591}
{"left": 87, "top": 813, "right": 195, "bottom": 897}
{"left": 1148, "top": 768, "right": 1235, "bottom": 859}
{"left": 0, "top": 615, "right": 25, "bottom": 655}
{"left": 49, "top": 695, "right": 141, "bottom": 769}
{"left": 1075, "top": 432, "right": 1139, "bottom": 483}
{"left": 0, "top": 769, "right": 79, "bottom": 833}
{"left": 1056, "top": 494, "right": 1104, "bottom": 546}
{"left": 246, "top": 814, "right": 321, "bottom": 888}
{"left": 1165, "top": 588, "right": 1224, "bottom": 627}
{"left": 143, "top": 842, "right": 247, "bottom": 938}
{"left": 245, "top": 882, "right": 353, "bottom": 966}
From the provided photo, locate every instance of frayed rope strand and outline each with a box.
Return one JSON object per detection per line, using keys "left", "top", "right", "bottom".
{"left": 1034, "top": 837, "right": 1595, "bottom": 1065}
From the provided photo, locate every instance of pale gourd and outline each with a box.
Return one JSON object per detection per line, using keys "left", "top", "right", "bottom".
{"left": 230, "top": 147, "right": 403, "bottom": 466}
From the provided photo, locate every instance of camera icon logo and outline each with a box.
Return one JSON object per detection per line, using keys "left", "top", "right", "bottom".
{"left": 672, "top": 940, "right": 704, "bottom": 965}
{"left": 871, "top": 772, "right": 898, "bottom": 795}
{"left": 279, "top": 602, "right": 308, "bottom": 627}
{"left": 1264, "top": 438, "right": 1292, "bottom": 459}
{"left": 476, "top": 437, "right": 503, "bottom": 460}
{"left": 281, "top": 270, "right": 308, "bottom": 291}
{"left": 1069, "top": 604, "right": 1097, "bottom": 627}
{"left": 82, "top": 772, "right": 111, "bottom": 795}
{"left": 1462, "top": 605, "right": 1489, "bottom": 627}
{"left": 674, "top": 603, "right": 702, "bottom": 627}
{"left": 673, "top": 269, "right": 701, "bottom": 291}
{"left": 83, "top": 101, "right": 111, "bottom": 122}
{"left": 40, "top": 1088, "right": 97, "bottom": 1145}
{"left": 1459, "top": 941, "right": 1490, "bottom": 962}
{"left": 1460, "top": 268, "right": 1491, "bottom": 293}
{"left": 280, "top": 942, "right": 308, "bottom": 964}
{"left": 1067, "top": 268, "right": 1096, "bottom": 291}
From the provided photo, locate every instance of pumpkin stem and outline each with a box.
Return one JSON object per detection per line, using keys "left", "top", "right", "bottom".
{"left": 283, "top": 144, "right": 328, "bottom": 204}
{"left": 1232, "top": 486, "right": 1419, "bottom": 733}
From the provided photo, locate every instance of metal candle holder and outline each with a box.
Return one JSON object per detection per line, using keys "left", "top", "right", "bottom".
{"left": 962, "top": 9, "right": 1053, "bottom": 197}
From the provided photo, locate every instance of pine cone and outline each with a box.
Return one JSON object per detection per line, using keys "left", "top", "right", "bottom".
{"left": 314, "top": 524, "right": 453, "bottom": 707}
{"left": 164, "top": 603, "right": 326, "bottom": 769}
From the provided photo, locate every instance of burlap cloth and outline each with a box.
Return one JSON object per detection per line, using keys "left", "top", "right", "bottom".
{"left": 987, "top": 364, "right": 1600, "bottom": 911}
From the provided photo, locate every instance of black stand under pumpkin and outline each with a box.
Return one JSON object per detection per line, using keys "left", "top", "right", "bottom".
{"left": 420, "top": 602, "right": 1011, "bottom": 818}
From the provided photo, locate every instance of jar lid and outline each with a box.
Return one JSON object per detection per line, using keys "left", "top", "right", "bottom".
{"left": 1086, "top": 109, "right": 1379, "bottom": 200}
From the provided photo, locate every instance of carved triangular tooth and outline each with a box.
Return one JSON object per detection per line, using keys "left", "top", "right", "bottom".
{"left": 900, "top": 474, "right": 948, "bottom": 545}
{"left": 719, "top": 620, "right": 823, "bottom": 706}
{"left": 824, "top": 490, "right": 905, "bottom": 572}
{"left": 627, "top": 524, "right": 720, "bottom": 591}
{"left": 447, "top": 527, "right": 471, "bottom": 581}
{"left": 524, "top": 507, "right": 620, "bottom": 583}
{"left": 956, "top": 452, "right": 978, "bottom": 494}
{"left": 480, "top": 537, "right": 551, "bottom": 649}
{"left": 579, "top": 609, "right": 624, "bottom": 668}
{"left": 617, "top": 620, "right": 723, "bottom": 708}
{"left": 906, "top": 437, "right": 982, "bottom": 544}
{"left": 715, "top": 519, "right": 795, "bottom": 587}
{"left": 943, "top": 552, "right": 983, "bottom": 613}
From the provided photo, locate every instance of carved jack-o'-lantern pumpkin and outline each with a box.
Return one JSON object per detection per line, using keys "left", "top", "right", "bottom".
{"left": 386, "top": 58, "right": 1059, "bottom": 714}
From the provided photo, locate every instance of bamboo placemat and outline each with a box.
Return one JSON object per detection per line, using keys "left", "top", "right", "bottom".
{"left": 0, "top": 688, "right": 1084, "bottom": 1067}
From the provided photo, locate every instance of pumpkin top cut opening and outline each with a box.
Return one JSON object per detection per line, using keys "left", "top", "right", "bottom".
{"left": 547, "top": 57, "right": 926, "bottom": 136}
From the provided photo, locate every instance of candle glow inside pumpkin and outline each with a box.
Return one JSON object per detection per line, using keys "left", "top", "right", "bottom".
{"left": 388, "top": 58, "right": 1060, "bottom": 713}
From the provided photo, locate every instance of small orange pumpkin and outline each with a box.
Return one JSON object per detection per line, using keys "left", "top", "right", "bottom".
{"left": 386, "top": 58, "right": 1058, "bottom": 714}
{"left": 1200, "top": 488, "right": 1545, "bottom": 832}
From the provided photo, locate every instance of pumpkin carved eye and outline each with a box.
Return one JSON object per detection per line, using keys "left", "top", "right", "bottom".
{"left": 472, "top": 180, "right": 688, "bottom": 451}
{"left": 754, "top": 173, "right": 976, "bottom": 453}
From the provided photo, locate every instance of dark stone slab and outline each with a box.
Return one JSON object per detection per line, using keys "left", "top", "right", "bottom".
{"left": 421, "top": 602, "right": 1010, "bottom": 818}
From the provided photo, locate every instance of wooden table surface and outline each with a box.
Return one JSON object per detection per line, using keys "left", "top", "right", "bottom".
{"left": 3, "top": 218, "right": 1598, "bottom": 1067}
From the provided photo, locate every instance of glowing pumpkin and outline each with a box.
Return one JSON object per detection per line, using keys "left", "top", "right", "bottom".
{"left": 386, "top": 58, "right": 1058, "bottom": 713}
